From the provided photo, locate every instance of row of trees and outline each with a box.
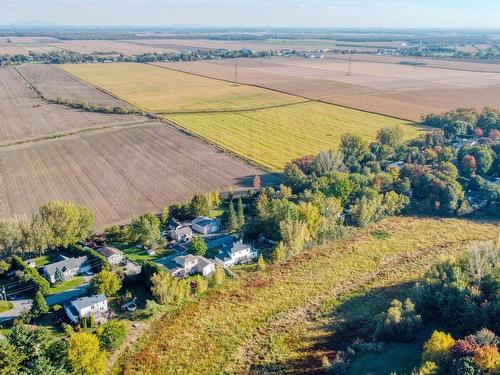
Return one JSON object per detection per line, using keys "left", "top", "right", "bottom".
{"left": 0, "top": 200, "right": 94, "bottom": 257}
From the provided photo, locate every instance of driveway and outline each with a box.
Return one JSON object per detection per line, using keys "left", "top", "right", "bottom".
{"left": 0, "top": 299, "right": 32, "bottom": 323}
{"left": 45, "top": 276, "right": 92, "bottom": 306}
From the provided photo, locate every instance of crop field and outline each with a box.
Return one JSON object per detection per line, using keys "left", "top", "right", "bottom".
{"left": 61, "top": 62, "right": 419, "bottom": 170}
{"left": 0, "top": 66, "right": 144, "bottom": 145}
{"left": 169, "top": 102, "right": 417, "bottom": 170}
{"left": 61, "top": 63, "right": 302, "bottom": 113}
{"left": 0, "top": 122, "right": 272, "bottom": 231}
{"left": 161, "top": 56, "right": 500, "bottom": 121}
{"left": 18, "top": 64, "right": 133, "bottom": 108}
{"left": 117, "top": 217, "right": 499, "bottom": 375}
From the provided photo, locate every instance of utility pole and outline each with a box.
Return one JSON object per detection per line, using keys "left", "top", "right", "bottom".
{"left": 234, "top": 61, "right": 239, "bottom": 83}
{"left": 1, "top": 285, "right": 6, "bottom": 302}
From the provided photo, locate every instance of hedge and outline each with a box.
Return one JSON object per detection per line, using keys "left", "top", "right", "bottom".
{"left": 11, "top": 256, "right": 50, "bottom": 296}
{"left": 68, "top": 244, "right": 110, "bottom": 272}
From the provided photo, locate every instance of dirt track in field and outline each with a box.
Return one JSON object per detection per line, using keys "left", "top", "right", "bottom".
{"left": 158, "top": 56, "right": 500, "bottom": 121}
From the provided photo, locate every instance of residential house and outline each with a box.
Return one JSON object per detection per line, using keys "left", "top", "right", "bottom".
{"left": 64, "top": 294, "right": 109, "bottom": 324}
{"left": 42, "top": 256, "right": 91, "bottom": 284}
{"left": 97, "top": 246, "right": 123, "bottom": 265}
{"left": 215, "top": 242, "right": 258, "bottom": 267}
{"left": 170, "top": 226, "right": 193, "bottom": 243}
{"left": 164, "top": 254, "right": 215, "bottom": 277}
{"left": 205, "top": 235, "right": 233, "bottom": 251}
{"left": 192, "top": 216, "right": 220, "bottom": 235}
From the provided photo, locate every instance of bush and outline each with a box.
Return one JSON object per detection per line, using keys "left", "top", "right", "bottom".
{"left": 97, "top": 321, "right": 127, "bottom": 352}
{"left": 31, "top": 291, "right": 49, "bottom": 318}
{"left": 90, "top": 270, "right": 122, "bottom": 296}
{"left": 11, "top": 256, "right": 50, "bottom": 295}
{"left": 52, "top": 304, "right": 62, "bottom": 312}
{"left": 374, "top": 298, "right": 422, "bottom": 342}
{"left": 422, "top": 331, "right": 456, "bottom": 370}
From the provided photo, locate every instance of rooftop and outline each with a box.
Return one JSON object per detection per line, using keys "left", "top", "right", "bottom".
{"left": 97, "top": 246, "right": 123, "bottom": 258}
{"left": 43, "top": 256, "right": 89, "bottom": 276}
{"left": 71, "top": 294, "right": 107, "bottom": 312}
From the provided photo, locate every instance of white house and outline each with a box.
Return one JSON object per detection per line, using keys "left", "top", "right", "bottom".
{"left": 215, "top": 242, "right": 258, "bottom": 267}
{"left": 64, "top": 294, "right": 109, "bottom": 324}
{"left": 170, "top": 226, "right": 193, "bottom": 243}
{"left": 42, "top": 256, "right": 91, "bottom": 284}
{"left": 165, "top": 254, "right": 215, "bottom": 277}
{"left": 191, "top": 217, "right": 220, "bottom": 235}
{"left": 97, "top": 246, "right": 124, "bottom": 265}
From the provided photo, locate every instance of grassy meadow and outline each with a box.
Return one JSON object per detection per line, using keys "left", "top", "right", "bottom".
{"left": 62, "top": 63, "right": 421, "bottom": 171}
{"left": 169, "top": 101, "right": 418, "bottom": 170}
{"left": 60, "top": 63, "right": 301, "bottom": 113}
{"left": 115, "top": 217, "right": 499, "bottom": 374}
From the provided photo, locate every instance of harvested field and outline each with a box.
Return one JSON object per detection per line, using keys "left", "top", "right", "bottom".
{"left": 18, "top": 64, "right": 133, "bottom": 108}
{"left": 160, "top": 56, "right": 500, "bottom": 121}
{"left": 45, "top": 40, "right": 177, "bottom": 55}
{"left": 61, "top": 63, "right": 302, "bottom": 113}
{"left": 117, "top": 217, "right": 499, "bottom": 375}
{"left": 168, "top": 102, "right": 418, "bottom": 170}
{"left": 61, "top": 62, "right": 419, "bottom": 170}
{"left": 0, "top": 66, "right": 144, "bottom": 144}
{"left": 0, "top": 122, "right": 273, "bottom": 231}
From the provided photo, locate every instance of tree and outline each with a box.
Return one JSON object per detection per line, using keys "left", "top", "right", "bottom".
{"left": 377, "top": 126, "right": 404, "bottom": 147}
{"left": 193, "top": 274, "right": 208, "bottom": 296}
{"left": 237, "top": 197, "right": 245, "bottom": 228}
{"left": 130, "top": 212, "right": 160, "bottom": 248}
{"left": 31, "top": 291, "right": 49, "bottom": 317}
{"left": 422, "top": 331, "right": 456, "bottom": 370}
{"left": 97, "top": 321, "right": 127, "bottom": 352}
{"left": 227, "top": 200, "right": 239, "bottom": 232}
{"left": 461, "top": 155, "right": 477, "bottom": 177}
{"left": 253, "top": 175, "right": 261, "bottom": 190}
{"left": 90, "top": 270, "right": 122, "bottom": 296}
{"left": 212, "top": 266, "right": 225, "bottom": 286}
{"left": 38, "top": 201, "right": 94, "bottom": 248}
{"left": 0, "top": 260, "right": 9, "bottom": 276}
{"left": 24, "top": 355, "right": 68, "bottom": 375}
{"left": 340, "top": 133, "right": 369, "bottom": 171}
{"left": 473, "top": 346, "right": 500, "bottom": 373}
{"left": 8, "top": 324, "right": 56, "bottom": 367}
{"left": 272, "top": 242, "right": 287, "bottom": 263}
{"left": 374, "top": 298, "right": 422, "bottom": 342}
{"left": 67, "top": 332, "right": 106, "bottom": 375}
{"left": 0, "top": 340, "right": 23, "bottom": 375}
{"left": 0, "top": 218, "right": 24, "bottom": 256}
{"left": 161, "top": 207, "right": 170, "bottom": 224}
{"left": 298, "top": 202, "right": 321, "bottom": 238}
{"left": 189, "top": 194, "right": 210, "bottom": 217}
{"left": 257, "top": 254, "right": 267, "bottom": 271}
{"left": 279, "top": 219, "right": 310, "bottom": 256}
{"left": 312, "top": 150, "right": 344, "bottom": 176}
{"left": 189, "top": 236, "right": 207, "bottom": 256}
{"left": 150, "top": 272, "right": 190, "bottom": 305}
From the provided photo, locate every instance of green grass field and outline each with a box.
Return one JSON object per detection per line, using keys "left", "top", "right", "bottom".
{"left": 60, "top": 63, "right": 301, "bottom": 113}
{"left": 47, "top": 276, "right": 85, "bottom": 295}
{"left": 169, "top": 101, "right": 419, "bottom": 170}
{"left": 61, "top": 63, "right": 422, "bottom": 171}
{"left": 114, "top": 217, "right": 499, "bottom": 374}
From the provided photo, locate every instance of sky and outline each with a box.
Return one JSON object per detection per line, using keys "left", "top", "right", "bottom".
{"left": 1, "top": 0, "right": 500, "bottom": 28}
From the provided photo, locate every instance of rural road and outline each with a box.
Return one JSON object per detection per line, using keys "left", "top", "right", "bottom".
{"left": 46, "top": 276, "right": 92, "bottom": 306}
{"left": 0, "top": 299, "right": 32, "bottom": 323}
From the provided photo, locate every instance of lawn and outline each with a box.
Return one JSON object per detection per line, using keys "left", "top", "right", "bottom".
{"left": 169, "top": 101, "right": 419, "bottom": 170}
{"left": 114, "top": 243, "right": 171, "bottom": 262}
{"left": 60, "top": 63, "right": 301, "bottom": 113}
{"left": 47, "top": 276, "right": 85, "bottom": 295}
{"left": 115, "top": 217, "right": 499, "bottom": 374}
{"left": 61, "top": 62, "right": 422, "bottom": 171}
{"left": 0, "top": 301, "right": 13, "bottom": 313}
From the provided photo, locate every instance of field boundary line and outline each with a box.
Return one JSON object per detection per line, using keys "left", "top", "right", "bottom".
{"left": 146, "top": 62, "right": 417, "bottom": 122}
{"left": 0, "top": 119, "right": 155, "bottom": 150}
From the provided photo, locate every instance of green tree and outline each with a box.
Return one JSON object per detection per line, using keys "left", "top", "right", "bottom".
{"left": 279, "top": 219, "right": 310, "bottom": 256}
{"left": 90, "top": 270, "right": 122, "bottom": 296}
{"left": 312, "top": 150, "right": 344, "bottom": 176}
{"left": 0, "top": 340, "right": 23, "bottom": 375}
{"left": 161, "top": 207, "right": 170, "bottom": 224}
{"left": 374, "top": 298, "right": 422, "bottom": 342}
{"left": 298, "top": 202, "right": 321, "bottom": 238}
{"left": 272, "top": 242, "right": 287, "bottom": 263}
{"left": 340, "top": 133, "right": 369, "bottom": 171}
{"left": 377, "top": 126, "right": 404, "bottom": 147}
{"left": 25, "top": 355, "right": 68, "bottom": 375}
{"left": 97, "top": 321, "right": 127, "bottom": 352}
{"left": 0, "top": 219, "right": 24, "bottom": 256}
{"left": 0, "top": 260, "right": 9, "bottom": 276}
{"left": 212, "top": 266, "right": 225, "bottom": 286}
{"left": 193, "top": 274, "right": 208, "bottom": 296}
{"left": 189, "top": 237, "right": 207, "bottom": 256}
{"left": 189, "top": 194, "right": 210, "bottom": 217}
{"left": 67, "top": 332, "right": 106, "bottom": 375}
{"left": 257, "top": 254, "right": 267, "bottom": 271}
{"left": 150, "top": 272, "right": 190, "bottom": 305}
{"left": 38, "top": 201, "right": 94, "bottom": 248}
{"left": 8, "top": 324, "right": 55, "bottom": 367}
{"left": 130, "top": 212, "right": 160, "bottom": 248}
{"left": 31, "top": 291, "right": 49, "bottom": 317}
{"left": 228, "top": 200, "right": 239, "bottom": 231}
{"left": 237, "top": 197, "right": 245, "bottom": 228}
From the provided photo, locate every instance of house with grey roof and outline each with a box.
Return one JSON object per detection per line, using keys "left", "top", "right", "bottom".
{"left": 160, "top": 254, "right": 215, "bottom": 277}
{"left": 97, "top": 246, "right": 124, "bottom": 265}
{"left": 192, "top": 216, "right": 220, "bottom": 235}
{"left": 64, "top": 294, "right": 109, "bottom": 324}
{"left": 215, "top": 241, "right": 257, "bottom": 267}
{"left": 42, "top": 256, "right": 91, "bottom": 284}
{"left": 170, "top": 226, "right": 193, "bottom": 243}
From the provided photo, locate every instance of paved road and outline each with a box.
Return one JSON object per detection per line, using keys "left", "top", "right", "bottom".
{"left": 46, "top": 276, "right": 92, "bottom": 306}
{"left": 0, "top": 299, "right": 32, "bottom": 323}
